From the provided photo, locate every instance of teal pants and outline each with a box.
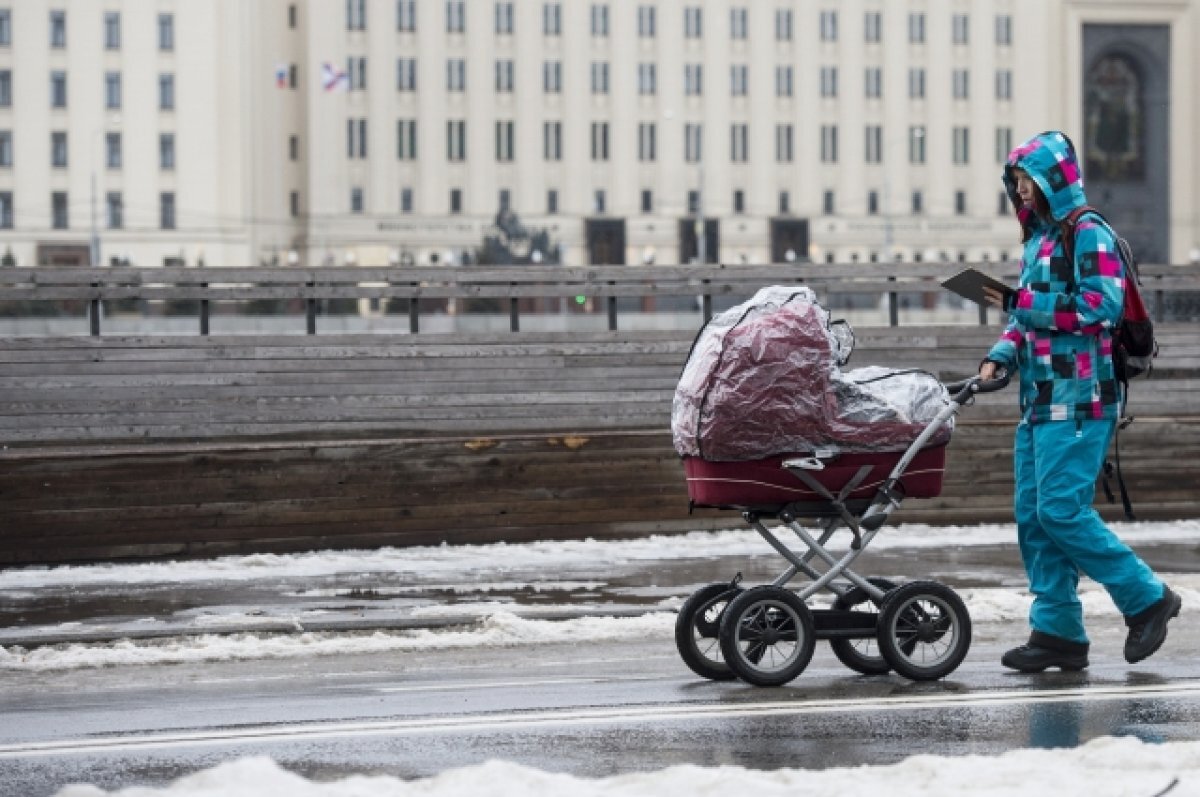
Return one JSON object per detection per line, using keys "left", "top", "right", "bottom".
{"left": 1013, "top": 418, "right": 1163, "bottom": 644}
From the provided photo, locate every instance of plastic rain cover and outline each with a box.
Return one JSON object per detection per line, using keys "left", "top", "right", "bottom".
{"left": 671, "top": 286, "right": 952, "bottom": 461}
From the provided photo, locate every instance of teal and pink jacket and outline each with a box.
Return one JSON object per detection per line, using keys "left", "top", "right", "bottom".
{"left": 985, "top": 131, "right": 1125, "bottom": 423}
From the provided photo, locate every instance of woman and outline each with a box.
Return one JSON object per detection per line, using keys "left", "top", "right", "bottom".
{"left": 979, "top": 130, "right": 1179, "bottom": 672}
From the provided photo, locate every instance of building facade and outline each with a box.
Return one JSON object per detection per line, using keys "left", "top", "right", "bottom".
{"left": 0, "top": 0, "right": 1197, "bottom": 269}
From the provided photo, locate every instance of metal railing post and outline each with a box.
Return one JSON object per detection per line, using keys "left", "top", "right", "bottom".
{"left": 200, "top": 282, "right": 210, "bottom": 336}
{"left": 409, "top": 297, "right": 419, "bottom": 333}
{"left": 607, "top": 284, "right": 617, "bottom": 331}
{"left": 510, "top": 292, "right": 519, "bottom": 332}
{"left": 887, "top": 276, "right": 899, "bottom": 327}
{"left": 89, "top": 281, "right": 101, "bottom": 336}
{"left": 305, "top": 280, "right": 317, "bottom": 334}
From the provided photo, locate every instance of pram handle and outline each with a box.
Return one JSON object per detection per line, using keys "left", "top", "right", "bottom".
{"left": 944, "top": 369, "right": 1011, "bottom": 403}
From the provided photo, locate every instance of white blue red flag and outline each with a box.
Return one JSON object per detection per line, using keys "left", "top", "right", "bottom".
{"left": 322, "top": 62, "right": 349, "bottom": 92}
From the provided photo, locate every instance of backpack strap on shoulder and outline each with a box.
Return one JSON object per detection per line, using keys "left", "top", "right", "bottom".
{"left": 1060, "top": 205, "right": 1101, "bottom": 266}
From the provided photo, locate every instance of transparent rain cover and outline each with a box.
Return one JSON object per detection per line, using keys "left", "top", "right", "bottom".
{"left": 671, "top": 286, "right": 952, "bottom": 461}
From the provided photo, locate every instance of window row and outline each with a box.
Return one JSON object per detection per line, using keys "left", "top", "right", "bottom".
{"left": 1, "top": 9, "right": 174, "bottom": 51}
{"left": 0, "top": 70, "right": 176, "bottom": 111}
{"left": 0, "top": 131, "right": 177, "bottom": 170}
{"left": 372, "top": 121, "right": 1015, "bottom": 167}
{"left": 0, "top": 191, "right": 177, "bottom": 231}
{"left": 368, "top": 2, "right": 1014, "bottom": 46}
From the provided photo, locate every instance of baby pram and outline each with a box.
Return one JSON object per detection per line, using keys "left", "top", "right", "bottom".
{"left": 671, "top": 287, "right": 1008, "bottom": 685}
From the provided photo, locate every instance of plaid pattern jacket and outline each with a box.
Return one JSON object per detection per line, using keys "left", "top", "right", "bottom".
{"left": 985, "top": 131, "right": 1125, "bottom": 423}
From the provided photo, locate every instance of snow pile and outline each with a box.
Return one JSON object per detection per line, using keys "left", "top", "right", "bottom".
{"left": 53, "top": 736, "right": 1198, "bottom": 796}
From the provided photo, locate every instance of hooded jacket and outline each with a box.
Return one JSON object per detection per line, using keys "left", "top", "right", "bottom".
{"left": 985, "top": 131, "right": 1125, "bottom": 423}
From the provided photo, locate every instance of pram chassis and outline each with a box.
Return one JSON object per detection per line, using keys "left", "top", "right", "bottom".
{"left": 675, "top": 373, "right": 1008, "bottom": 685}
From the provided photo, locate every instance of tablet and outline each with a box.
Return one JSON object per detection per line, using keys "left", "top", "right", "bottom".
{"left": 940, "top": 268, "right": 1015, "bottom": 307}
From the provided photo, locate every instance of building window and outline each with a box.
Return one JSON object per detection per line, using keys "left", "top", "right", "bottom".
{"left": 684, "top": 7, "right": 702, "bottom": 38}
{"left": 638, "top": 5, "right": 655, "bottom": 37}
{"left": 495, "top": 2, "right": 513, "bottom": 34}
{"left": 106, "top": 132, "right": 122, "bottom": 168}
{"left": 344, "top": 57, "right": 365, "bottom": 90}
{"left": 687, "top": 190, "right": 700, "bottom": 215}
{"left": 52, "top": 192, "right": 69, "bottom": 229}
{"left": 107, "top": 192, "right": 123, "bottom": 228}
{"left": 779, "top": 191, "right": 790, "bottom": 215}
{"left": 447, "top": 59, "right": 465, "bottom": 91}
{"left": 290, "top": 191, "right": 300, "bottom": 218}
{"left": 733, "top": 189, "right": 745, "bottom": 213}
{"left": 50, "top": 10, "right": 66, "bottom": 48}
{"left": 821, "top": 125, "right": 837, "bottom": 163}
{"left": 996, "top": 14, "right": 1012, "bottom": 46}
{"left": 398, "top": 58, "right": 417, "bottom": 91}
{"left": 909, "top": 13, "right": 925, "bottom": 43}
{"left": 350, "top": 187, "right": 364, "bottom": 214}
{"left": 996, "top": 69, "right": 1012, "bottom": 100}
{"left": 398, "top": 119, "right": 417, "bottom": 159}
{"left": 730, "top": 65, "right": 748, "bottom": 96}
{"left": 158, "top": 14, "right": 174, "bottom": 51}
{"left": 159, "top": 74, "right": 175, "bottom": 110}
{"left": 544, "top": 121, "right": 561, "bottom": 160}
{"left": 865, "top": 125, "right": 882, "bottom": 163}
{"left": 864, "top": 11, "right": 881, "bottom": 43}
{"left": 104, "top": 12, "right": 120, "bottom": 49}
{"left": 638, "top": 63, "right": 656, "bottom": 95}
{"left": 776, "top": 124, "right": 793, "bottom": 163}
{"left": 398, "top": 0, "right": 416, "bottom": 32}
{"left": 909, "top": 126, "right": 926, "bottom": 164}
{"left": 823, "top": 190, "right": 835, "bottom": 215}
{"left": 638, "top": 123, "right": 656, "bottom": 162}
{"left": 347, "top": 118, "right": 367, "bottom": 158}
{"left": 401, "top": 187, "right": 413, "bottom": 213}
{"left": 641, "top": 189, "right": 653, "bottom": 214}
{"left": 51, "top": 71, "right": 68, "bottom": 108}
{"left": 450, "top": 188, "right": 462, "bottom": 213}
{"left": 819, "top": 10, "right": 837, "bottom": 41}
{"left": 0, "top": 130, "right": 10, "bottom": 167}
{"left": 495, "top": 120, "right": 514, "bottom": 162}
{"left": 955, "top": 190, "right": 967, "bottom": 215}
{"left": 591, "top": 122, "right": 609, "bottom": 161}
{"left": 952, "top": 14, "right": 969, "bottom": 45}
{"left": 730, "top": 8, "right": 747, "bottom": 39}
{"left": 909, "top": 68, "right": 925, "bottom": 99}
{"left": 447, "top": 120, "right": 465, "bottom": 160}
{"left": 684, "top": 123, "right": 702, "bottom": 163}
{"left": 776, "top": 9, "right": 792, "bottom": 41}
{"left": 594, "top": 190, "right": 605, "bottom": 214}
{"left": 289, "top": 135, "right": 299, "bottom": 160}
{"left": 776, "top": 66, "right": 793, "bottom": 97}
{"left": 347, "top": 0, "right": 366, "bottom": 30}
{"left": 0, "top": 70, "right": 9, "bottom": 106}
{"left": 446, "top": 1, "right": 465, "bottom": 33}
{"left": 544, "top": 61, "right": 562, "bottom": 93}
{"left": 685, "top": 64, "right": 703, "bottom": 95}
{"left": 730, "top": 124, "right": 748, "bottom": 163}
{"left": 867, "top": 190, "right": 879, "bottom": 215}
{"left": 998, "top": 191, "right": 1010, "bottom": 216}
{"left": 496, "top": 60, "right": 514, "bottom": 92}
{"left": 543, "top": 3, "right": 561, "bottom": 35}
{"left": 0, "top": 192, "right": 12, "bottom": 229}
{"left": 105, "top": 73, "right": 122, "bottom": 109}
{"left": 591, "top": 62, "right": 609, "bottom": 94}
{"left": 912, "top": 190, "right": 923, "bottom": 214}
{"left": 953, "top": 126, "right": 970, "bottom": 164}
{"left": 0, "top": 10, "right": 10, "bottom": 46}
{"left": 820, "top": 66, "right": 837, "bottom": 98}
{"left": 547, "top": 189, "right": 557, "bottom": 214}
{"left": 289, "top": 65, "right": 298, "bottom": 88}
{"left": 51, "top": 131, "right": 68, "bottom": 167}
{"left": 996, "top": 126, "right": 1013, "bottom": 163}
{"left": 865, "top": 67, "right": 882, "bottom": 98}
{"left": 160, "top": 133, "right": 175, "bottom": 170}
{"left": 953, "top": 69, "right": 969, "bottom": 100}
{"left": 591, "top": 4, "right": 608, "bottom": 36}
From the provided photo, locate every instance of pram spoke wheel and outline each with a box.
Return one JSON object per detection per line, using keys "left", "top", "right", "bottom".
{"left": 719, "top": 586, "right": 816, "bottom": 687}
{"left": 675, "top": 582, "right": 744, "bottom": 681}
{"left": 876, "top": 581, "right": 972, "bottom": 682}
{"left": 829, "top": 578, "right": 898, "bottom": 675}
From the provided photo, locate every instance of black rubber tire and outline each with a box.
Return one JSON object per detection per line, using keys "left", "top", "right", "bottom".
{"left": 674, "top": 582, "right": 743, "bottom": 681}
{"left": 718, "top": 586, "right": 817, "bottom": 687}
{"left": 828, "top": 577, "right": 898, "bottom": 675}
{"left": 876, "top": 581, "right": 972, "bottom": 681}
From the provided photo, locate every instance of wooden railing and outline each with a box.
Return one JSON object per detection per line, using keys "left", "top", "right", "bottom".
{"left": 4, "top": 262, "right": 1198, "bottom": 335}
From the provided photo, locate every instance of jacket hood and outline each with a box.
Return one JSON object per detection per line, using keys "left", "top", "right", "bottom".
{"left": 1003, "top": 131, "right": 1088, "bottom": 232}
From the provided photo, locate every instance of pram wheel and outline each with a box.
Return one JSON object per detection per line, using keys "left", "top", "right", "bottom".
{"left": 675, "top": 582, "right": 744, "bottom": 681}
{"left": 829, "top": 578, "right": 898, "bottom": 675}
{"left": 876, "top": 581, "right": 972, "bottom": 681}
{"left": 719, "top": 586, "right": 816, "bottom": 687}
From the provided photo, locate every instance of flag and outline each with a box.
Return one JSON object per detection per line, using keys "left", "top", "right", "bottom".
{"left": 322, "top": 62, "right": 349, "bottom": 92}
{"left": 274, "top": 63, "right": 288, "bottom": 89}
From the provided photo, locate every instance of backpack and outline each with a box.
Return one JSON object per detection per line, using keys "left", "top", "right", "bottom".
{"left": 1061, "top": 205, "right": 1160, "bottom": 518}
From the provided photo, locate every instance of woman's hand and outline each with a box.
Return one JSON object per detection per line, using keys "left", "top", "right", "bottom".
{"left": 982, "top": 287, "right": 1008, "bottom": 308}
{"left": 979, "top": 361, "right": 997, "bottom": 381}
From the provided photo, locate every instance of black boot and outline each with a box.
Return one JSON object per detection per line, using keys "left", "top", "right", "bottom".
{"left": 1124, "top": 586, "right": 1182, "bottom": 664}
{"left": 1001, "top": 630, "right": 1089, "bottom": 673}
